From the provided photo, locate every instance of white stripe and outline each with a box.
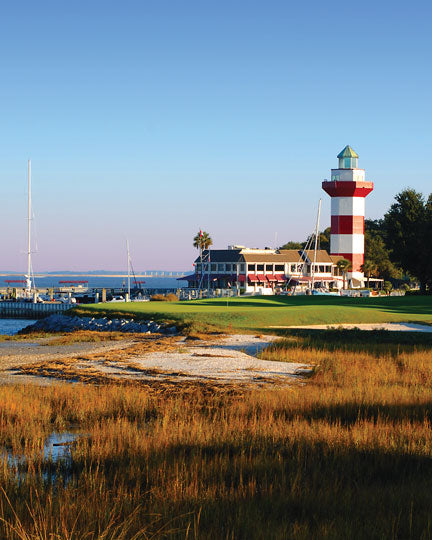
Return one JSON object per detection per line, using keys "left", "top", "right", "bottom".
{"left": 331, "top": 197, "right": 365, "bottom": 216}
{"left": 331, "top": 234, "right": 364, "bottom": 254}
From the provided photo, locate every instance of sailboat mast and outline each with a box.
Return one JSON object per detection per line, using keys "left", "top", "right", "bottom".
{"left": 126, "top": 239, "right": 131, "bottom": 301}
{"left": 26, "top": 159, "right": 32, "bottom": 294}
{"left": 311, "top": 198, "right": 322, "bottom": 290}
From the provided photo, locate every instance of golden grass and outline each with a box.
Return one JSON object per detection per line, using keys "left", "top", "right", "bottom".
{"left": 1, "top": 331, "right": 432, "bottom": 538}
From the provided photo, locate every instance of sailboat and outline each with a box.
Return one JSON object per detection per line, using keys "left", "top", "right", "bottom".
{"left": 24, "top": 159, "right": 35, "bottom": 297}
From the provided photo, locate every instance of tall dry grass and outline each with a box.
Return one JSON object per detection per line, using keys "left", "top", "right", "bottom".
{"left": 1, "top": 330, "right": 432, "bottom": 538}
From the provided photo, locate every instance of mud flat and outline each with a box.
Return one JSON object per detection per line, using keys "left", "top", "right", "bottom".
{"left": 0, "top": 333, "right": 310, "bottom": 386}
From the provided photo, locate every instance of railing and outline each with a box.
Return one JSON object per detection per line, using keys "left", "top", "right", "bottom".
{"left": 178, "top": 288, "right": 236, "bottom": 300}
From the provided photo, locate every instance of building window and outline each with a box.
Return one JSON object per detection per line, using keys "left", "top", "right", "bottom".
{"left": 203, "top": 264, "right": 208, "bottom": 271}
{"left": 196, "top": 263, "right": 202, "bottom": 271}
{"left": 290, "top": 264, "right": 297, "bottom": 272}
{"left": 218, "top": 264, "right": 224, "bottom": 271}
{"left": 211, "top": 264, "right": 217, "bottom": 271}
{"left": 257, "top": 264, "right": 264, "bottom": 271}
{"left": 240, "top": 264, "right": 245, "bottom": 272}
{"left": 275, "top": 265, "right": 284, "bottom": 272}
{"left": 226, "top": 264, "right": 231, "bottom": 272}
{"left": 319, "top": 265, "right": 325, "bottom": 273}
{"left": 265, "top": 264, "right": 273, "bottom": 272}
{"left": 248, "top": 264, "right": 255, "bottom": 272}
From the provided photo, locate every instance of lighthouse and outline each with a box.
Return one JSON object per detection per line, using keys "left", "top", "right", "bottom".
{"left": 322, "top": 146, "right": 374, "bottom": 285}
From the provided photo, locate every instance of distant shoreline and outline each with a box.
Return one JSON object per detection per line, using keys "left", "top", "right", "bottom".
{"left": 0, "top": 273, "right": 186, "bottom": 278}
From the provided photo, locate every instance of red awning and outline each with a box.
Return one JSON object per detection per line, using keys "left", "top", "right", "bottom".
{"left": 248, "top": 274, "right": 259, "bottom": 283}
{"left": 238, "top": 274, "right": 246, "bottom": 282}
{"left": 274, "top": 274, "right": 286, "bottom": 282}
{"left": 266, "top": 274, "right": 277, "bottom": 282}
{"left": 256, "top": 274, "right": 268, "bottom": 282}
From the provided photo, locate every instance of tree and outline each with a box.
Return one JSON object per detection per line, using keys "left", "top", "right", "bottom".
{"left": 364, "top": 228, "right": 401, "bottom": 281}
{"left": 361, "top": 260, "right": 377, "bottom": 288}
{"left": 384, "top": 189, "right": 431, "bottom": 292}
{"left": 279, "top": 241, "right": 303, "bottom": 250}
{"left": 280, "top": 227, "right": 330, "bottom": 252}
{"left": 318, "top": 227, "right": 331, "bottom": 252}
{"left": 383, "top": 281, "right": 393, "bottom": 295}
{"left": 337, "top": 258, "right": 352, "bottom": 289}
{"left": 193, "top": 231, "right": 213, "bottom": 252}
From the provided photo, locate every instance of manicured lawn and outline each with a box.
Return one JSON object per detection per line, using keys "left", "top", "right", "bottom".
{"left": 74, "top": 295, "right": 432, "bottom": 333}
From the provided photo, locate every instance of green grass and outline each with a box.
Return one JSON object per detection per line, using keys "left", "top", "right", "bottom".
{"left": 72, "top": 295, "right": 432, "bottom": 333}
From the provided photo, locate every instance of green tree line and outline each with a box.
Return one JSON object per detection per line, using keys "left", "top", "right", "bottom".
{"left": 280, "top": 189, "right": 432, "bottom": 292}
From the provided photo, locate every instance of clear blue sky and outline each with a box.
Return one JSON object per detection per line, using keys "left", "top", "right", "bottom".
{"left": 1, "top": 0, "right": 431, "bottom": 271}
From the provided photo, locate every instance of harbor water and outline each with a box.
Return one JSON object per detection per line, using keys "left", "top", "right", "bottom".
{"left": 1, "top": 276, "right": 187, "bottom": 289}
{"left": 0, "top": 319, "right": 37, "bottom": 335}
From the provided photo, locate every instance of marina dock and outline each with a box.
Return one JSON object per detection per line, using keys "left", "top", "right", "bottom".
{"left": 0, "top": 301, "right": 72, "bottom": 319}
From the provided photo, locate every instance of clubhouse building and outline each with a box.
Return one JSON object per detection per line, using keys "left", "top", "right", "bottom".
{"left": 180, "top": 246, "right": 345, "bottom": 293}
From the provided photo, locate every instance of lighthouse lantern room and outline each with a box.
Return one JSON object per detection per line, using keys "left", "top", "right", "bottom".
{"left": 322, "top": 146, "right": 374, "bottom": 286}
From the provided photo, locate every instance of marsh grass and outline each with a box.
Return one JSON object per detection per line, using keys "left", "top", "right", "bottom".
{"left": 1, "top": 330, "right": 432, "bottom": 538}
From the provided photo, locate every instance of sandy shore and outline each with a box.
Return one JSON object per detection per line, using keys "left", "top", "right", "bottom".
{"left": 0, "top": 339, "right": 136, "bottom": 384}
{"left": 0, "top": 334, "right": 310, "bottom": 386}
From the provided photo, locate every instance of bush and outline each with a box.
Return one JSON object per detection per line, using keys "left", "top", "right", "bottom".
{"left": 405, "top": 290, "right": 432, "bottom": 296}
{"left": 383, "top": 281, "right": 393, "bottom": 295}
{"left": 150, "top": 293, "right": 179, "bottom": 302}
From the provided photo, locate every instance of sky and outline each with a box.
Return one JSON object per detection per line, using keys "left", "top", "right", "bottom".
{"left": 0, "top": 0, "right": 431, "bottom": 271}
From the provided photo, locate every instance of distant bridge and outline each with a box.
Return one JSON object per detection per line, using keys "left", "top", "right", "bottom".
{"left": 0, "top": 272, "right": 188, "bottom": 279}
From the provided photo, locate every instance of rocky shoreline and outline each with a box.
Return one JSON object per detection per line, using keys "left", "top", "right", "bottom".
{"left": 22, "top": 314, "right": 178, "bottom": 335}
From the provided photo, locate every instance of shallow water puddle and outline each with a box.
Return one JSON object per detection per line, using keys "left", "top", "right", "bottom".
{"left": 2, "top": 431, "right": 81, "bottom": 474}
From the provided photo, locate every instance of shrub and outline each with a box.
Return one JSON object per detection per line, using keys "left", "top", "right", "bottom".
{"left": 150, "top": 293, "right": 179, "bottom": 302}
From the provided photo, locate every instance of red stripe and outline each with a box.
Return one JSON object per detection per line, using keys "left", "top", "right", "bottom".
{"left": 331, "top": 216, "right": 364, "bottom": 235}
{"left": 322, "top": 181, "right": 373, "bottom": 198}
{"left": 331, "top": 253, "right": 364, "bottom": 272}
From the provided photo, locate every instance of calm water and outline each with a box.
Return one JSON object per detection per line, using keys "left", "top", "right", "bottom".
{"left": 0, "top": 319, "right": 37, "bottom": 335}
{"left": 2, "top": 276, "right": 187, "bottom": 290}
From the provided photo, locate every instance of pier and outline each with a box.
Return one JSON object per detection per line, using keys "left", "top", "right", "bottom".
{"left": 0, "top": 301, "right": 72, "bottom": 319}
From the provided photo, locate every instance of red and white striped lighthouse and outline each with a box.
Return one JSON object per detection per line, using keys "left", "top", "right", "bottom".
{"left": 322, "top": 146, "right": 373, "bottom": 283}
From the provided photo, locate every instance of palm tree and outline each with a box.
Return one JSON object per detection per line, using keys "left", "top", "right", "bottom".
{"left": 361, "top": 260, "right": 377, "bottom": 288}
{"left": 193, "top": 231, "right": 213, "bottom": 252}
{"left": 337, "top": 258, "right": 352, "bottom": 290}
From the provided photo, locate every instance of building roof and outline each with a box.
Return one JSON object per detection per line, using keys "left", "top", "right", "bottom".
{"left": 193, "top": 248, "right": 338, "bottom": 266}
{"left": 243, "top": 250, "right": 302, "bottom": 263}
{"left": 329, "top": 255, "right": 345, "bottom": 264}
{"left": 193, "top": 249, "right": 243, "bottom": 264}
{"left": 337, "top": 145, "right": 359, "bottom": 159}
{"left": 303, "top": 250, "right": 334, "bottom": 263}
